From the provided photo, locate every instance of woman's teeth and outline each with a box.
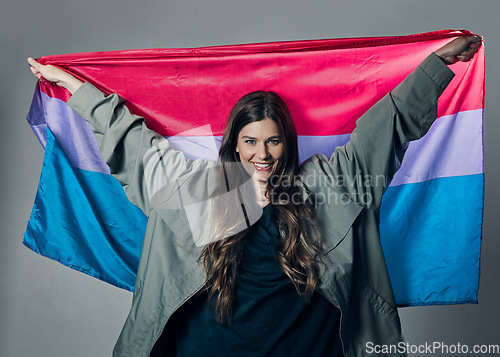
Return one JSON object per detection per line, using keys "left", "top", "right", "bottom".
{"left": 252, "top": 162, "right": 272, "bottom": 170}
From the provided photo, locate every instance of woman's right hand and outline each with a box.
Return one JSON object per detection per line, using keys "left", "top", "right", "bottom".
{"left": 28, "top": 57, "right": 84, "bottom": 94}
{"left": 434, "top": 35, "right": 483, "bottom": 65}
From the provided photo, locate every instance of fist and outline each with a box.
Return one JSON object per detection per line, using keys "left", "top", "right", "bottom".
{"left": 434, "top": 35, "right": 483, "bottom": 65}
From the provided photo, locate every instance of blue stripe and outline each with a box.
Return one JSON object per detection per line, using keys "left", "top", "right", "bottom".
{"left": 380, "top": 174, "right": 483, "bottom": 305}
{"left": 23, "top": 129, "right": 147, "bottom": 291}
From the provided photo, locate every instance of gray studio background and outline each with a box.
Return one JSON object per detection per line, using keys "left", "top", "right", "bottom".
{"left": 1, "top": 0, "right": 499, "bottom": 356}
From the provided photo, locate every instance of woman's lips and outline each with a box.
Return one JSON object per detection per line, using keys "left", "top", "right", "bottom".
{"left": 251, "top": 162, "right": 273, "bottom": 171}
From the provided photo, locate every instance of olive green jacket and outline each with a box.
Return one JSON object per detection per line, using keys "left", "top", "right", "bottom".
{"left": 68, "top": 53, "right": 454, "bottom": 357}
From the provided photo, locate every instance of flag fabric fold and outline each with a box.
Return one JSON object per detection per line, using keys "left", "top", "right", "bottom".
{"left": 24, "top": 29, "right": 485, "bottom": 305}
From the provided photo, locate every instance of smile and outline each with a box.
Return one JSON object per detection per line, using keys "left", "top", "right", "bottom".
{"left": 251, "top": 162, "right": 273, "bottom": 171}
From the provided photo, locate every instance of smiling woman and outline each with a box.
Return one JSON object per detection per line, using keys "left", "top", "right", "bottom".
{"left": 236, "top": 118, "right": 283, "bottom": 182}
{"left": 201, "top": 90, "right": 322, "bottom": 335}
{"left": 221, "top": 90, "right": 295, "bottom": 188}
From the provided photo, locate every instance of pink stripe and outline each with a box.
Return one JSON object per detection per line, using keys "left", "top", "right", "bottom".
{"left": 37, "top": 31, "right": 484, "bottom": 137}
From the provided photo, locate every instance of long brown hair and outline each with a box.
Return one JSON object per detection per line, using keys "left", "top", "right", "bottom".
{"left": 200, "top": 91, "right": 321, "bottom": 323}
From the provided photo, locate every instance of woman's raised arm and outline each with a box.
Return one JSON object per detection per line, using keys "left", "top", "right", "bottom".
{"left": 27, "top": 58, "right": 217, "bottom": 216}
{"left": 301, "top": 35, "right": 482, "bottom": 210}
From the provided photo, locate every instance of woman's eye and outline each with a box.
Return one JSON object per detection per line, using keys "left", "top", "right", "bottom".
{"left": 245, "top": 140, "right": 256, "bottom": 144}
{"left": 268, "top": 139, "right": 281, "bottom": 145}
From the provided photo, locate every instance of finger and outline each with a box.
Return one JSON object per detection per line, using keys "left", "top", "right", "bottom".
{"left": 461, "top": 39, "right": 481, "bottom": 56}
{"left": 28, "top": 65, "right": 42, "bottom": 79}
{"left": 465, "top": 35, "right": 481, "bottom": 43}
{"left": 472, "top": 35, "right": 483, "bottom": 42}
{"left": 468, "top": 42, "right": 481, "bottom": 49}
{"left": 465, "top": 36, "right": 483, "bottom": 48}
{"left": 27, "top": 57, "right": 41, "bottom": 69}
{"left": 29, "top": 67, "right": 42, "bottom": 79}
{"left": 462, "top": 47, "right": 478, "bottom": 55}
{"left": 457, "top": 55, "right": 472, "bottom": 62}
{"left": 464, "top": 44, "right": 480, "bottom": 55}
{"left": 467, "top": 47, "right": 479, "bottom": 55}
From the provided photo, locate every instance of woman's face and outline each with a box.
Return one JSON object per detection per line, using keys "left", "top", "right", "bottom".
{"left": 236, "top": 118, "right": 284, "bottom": 183}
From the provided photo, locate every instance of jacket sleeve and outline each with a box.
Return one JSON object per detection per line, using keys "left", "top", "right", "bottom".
{"left": 67, "top": 83, "right": 216, "bottom": 215}
{"left": 301, "top": 53, "right": 455, "bottom": 210}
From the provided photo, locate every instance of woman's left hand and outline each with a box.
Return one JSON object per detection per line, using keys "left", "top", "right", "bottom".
{"left": 434, "top": 35, "right": 483, "bottom": 65}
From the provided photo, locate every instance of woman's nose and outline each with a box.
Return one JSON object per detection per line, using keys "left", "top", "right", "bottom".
{"left": 256, "top": 143, "right": 269, "bottom": 160}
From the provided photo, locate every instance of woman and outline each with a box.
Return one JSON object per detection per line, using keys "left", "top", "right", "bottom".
{"left": 28, "top": 35, "right": 481, "bottom": 357}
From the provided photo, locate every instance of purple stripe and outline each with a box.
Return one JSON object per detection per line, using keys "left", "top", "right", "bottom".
{"left": 298, "top": 135, "right": 351, "bottom": 163}
{"left": 167, "top": 135, "right": 222, "bottom": 161}
{"left": 32, "top": 92, "right": 483, "bottom": 184}
{"left": 169, "top": 109, "right": 484, "bottom": 186}
{"left": 166, "top": 135, "right": 352, "bottom": 163}
{"left": 169, "top": 110, "right": 483, "bottom": 185}
{"left": 37, "top": 91, "right": 110, "bottom": 174}
{"left": 390, "top": 109, "right": 484, "bottom": 186}
{"left": 26, "top": 86, "right": 48, "bottom": 146}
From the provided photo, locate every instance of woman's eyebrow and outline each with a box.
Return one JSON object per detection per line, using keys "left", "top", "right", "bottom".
{"left": 241, "top": 135, "right": 281, "bottom": 140}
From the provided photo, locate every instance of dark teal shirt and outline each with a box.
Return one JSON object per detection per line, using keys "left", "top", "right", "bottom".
{"left": 156, "top": 204, "right": 342, "bottom": 356}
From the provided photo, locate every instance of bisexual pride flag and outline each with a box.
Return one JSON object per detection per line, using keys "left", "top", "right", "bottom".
{"left": 25, "top": 30, "right": 485, "bottom": 306}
